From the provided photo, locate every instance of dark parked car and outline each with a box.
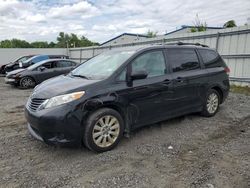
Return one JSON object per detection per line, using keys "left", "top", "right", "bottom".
{"left": 4, "top": 54, "right": 69, "bottom": 73}
{"left": 25, "top": 43, "right": 230, "bottom": 152}
{"left": 5, "top": 59, "right": 77, "bottom": 88}
{"left": 0, "top": 55, "right": 35, "bottom": 74}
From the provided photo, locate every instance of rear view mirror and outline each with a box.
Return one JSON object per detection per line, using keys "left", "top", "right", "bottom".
{"left": 38, "top": 66, "right": 46, "bottom": 71}
{"left": 131, "top": 70, "right": 148, "bottom": 80}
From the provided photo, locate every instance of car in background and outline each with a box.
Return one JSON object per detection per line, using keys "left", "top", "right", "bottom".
{"left": 5, "top": 59, "right": 77, "bottom": 88}
{"left": 0, "top": 55, "right": 35, "bottom": 75}
{"left": 25, "top": 43, "right": 230, "bottom": 152}
{"left": 4, "top": 54, "right": 69, "bottom": 73}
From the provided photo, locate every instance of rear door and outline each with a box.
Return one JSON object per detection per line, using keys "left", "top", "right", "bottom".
{"left": 166, "top": 48, "right": 208, "bottom": 115}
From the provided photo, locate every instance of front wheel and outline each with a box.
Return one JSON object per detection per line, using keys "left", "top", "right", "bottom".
{"left": 83, "top": 108, "right": 124, "bottom": 152}
{"left": 20, "top": 77, "right": 36, "bottom": 89}
{"left": 201, "top": 89, "right": 220, "bottom": 117}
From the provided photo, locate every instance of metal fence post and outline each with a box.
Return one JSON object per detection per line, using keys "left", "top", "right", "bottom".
{"left": 92, "top": 48, "right": 95, "bottom": 57}
{"left": 215, "top": 32, "right": 220, "bottom": 51}
{"left": 79, "top": 49, "right": 82, "bottom": 63}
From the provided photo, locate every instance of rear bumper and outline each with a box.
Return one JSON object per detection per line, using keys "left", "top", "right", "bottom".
{"left": 25, "top": 104, "right": 83, "bottom": 147}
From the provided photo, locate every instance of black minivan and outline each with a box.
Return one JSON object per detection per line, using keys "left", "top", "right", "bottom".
{"left": 25, "top": 43, "right": 230, "bottom": 152}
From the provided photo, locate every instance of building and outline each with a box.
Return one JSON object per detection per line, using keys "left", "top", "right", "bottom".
{"left": 101, "top": 33, "right": 149, "bottom": 46}
{"left": 165, "top": 25, "right": 223, "bottom": 36}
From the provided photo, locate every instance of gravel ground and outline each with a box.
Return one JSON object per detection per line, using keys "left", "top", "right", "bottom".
{"left": 0, "top": 77, "right": 249, "bottom": 188}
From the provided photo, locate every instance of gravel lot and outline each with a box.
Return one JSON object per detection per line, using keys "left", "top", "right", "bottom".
{"left": 0, "top": 77, "right": 249, "bottom": 188}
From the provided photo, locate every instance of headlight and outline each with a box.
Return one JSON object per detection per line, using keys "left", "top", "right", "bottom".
{"left": 41, "top": 91, "right": 85, "bottom": 109}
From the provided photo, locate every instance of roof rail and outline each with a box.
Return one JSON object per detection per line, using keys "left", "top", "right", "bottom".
{"left": 166, "top": 41, "right": 209, "bottom": 47}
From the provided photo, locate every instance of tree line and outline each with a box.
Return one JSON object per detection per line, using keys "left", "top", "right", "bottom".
{"left": 0, "top": 32, "right": 99, "bottom": 48}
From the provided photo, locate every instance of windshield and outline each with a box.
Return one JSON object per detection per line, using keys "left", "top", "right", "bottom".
{"left": 17, "top": 56, "right": 33, "bottom": 63}
{"left": 71, "top": 50, "right": 135, "bottom": 79}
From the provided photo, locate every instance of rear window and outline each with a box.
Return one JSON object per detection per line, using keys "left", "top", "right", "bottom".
{"left": 198, "top": 49, "right": 222, "bottom": 68}
{"left": 167, "top": 49, "right": 200, "bottom": 72}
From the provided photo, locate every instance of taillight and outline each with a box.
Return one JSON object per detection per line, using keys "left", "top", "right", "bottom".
{"left": 224, "top": 67, "right": 230, "bottom": 75}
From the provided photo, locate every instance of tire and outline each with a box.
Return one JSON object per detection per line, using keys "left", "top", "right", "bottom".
{"left": 20, "top": 77, "right": 36, "bottom": 89}
{"left": 83, "top": 108, "right": 124, "bottom": 152}
{"left": 201, "top": 89, "right": 220, "bottom": 117}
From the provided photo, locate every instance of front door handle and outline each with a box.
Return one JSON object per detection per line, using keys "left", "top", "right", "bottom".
{"left": 176, "top": 77, "right": 185, "bottom": 83}
{"left": 162, "top": 79, "right": 172, "bottom": 85}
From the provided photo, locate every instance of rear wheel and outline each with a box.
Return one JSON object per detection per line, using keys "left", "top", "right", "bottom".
{"left": 83, "top": 108, "right": 124, "bottom": 152}
{"left": 20, "top": 77, "right": 36, "bottom": 89}
{"left": 201, "top": 89, "right": 220, "bottom": 117}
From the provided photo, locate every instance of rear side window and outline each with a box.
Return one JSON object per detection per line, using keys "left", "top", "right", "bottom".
{"left": 167, "top": 49, "right": 200, "bottom": 72}
{"left": 55, "top": 61, "right": 73, "bottom": 67}
{"left": 198, "top": 49, "right": 222, "bottom": 68}
{"left": 131, "top": 50, "right": 166, "bottom": 78}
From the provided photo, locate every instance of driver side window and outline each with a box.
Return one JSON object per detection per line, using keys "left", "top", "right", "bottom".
{"left": 131, "top": 50, "right": 166, "bottom": 78}
{"left": 37, "top": 62, "right": 52, "bottom": 70}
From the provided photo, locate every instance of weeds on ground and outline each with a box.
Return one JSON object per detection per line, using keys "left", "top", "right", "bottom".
{"left": 230, "top": 85, "right": 250, "bottom": 96}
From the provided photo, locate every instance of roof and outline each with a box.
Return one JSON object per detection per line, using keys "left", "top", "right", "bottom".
{"left": 100, "top": 33, "right": 148, "bottom": 46}
{"left": 102, "top": 43, "right": 211, "bottom": 54}
{"left": 165, "top": 25, "right": 223, "bottom": 35}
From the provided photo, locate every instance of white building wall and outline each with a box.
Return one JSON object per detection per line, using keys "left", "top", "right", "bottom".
{"left": 102, "top": 35, "right": 148, "bottom": 46}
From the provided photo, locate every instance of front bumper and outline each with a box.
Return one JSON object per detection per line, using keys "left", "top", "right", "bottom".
{"left": 5, "top": 77, "right": 18, "bottom": 85}
{"left": 25, "top": 104, "right": 84, "bottom": 147}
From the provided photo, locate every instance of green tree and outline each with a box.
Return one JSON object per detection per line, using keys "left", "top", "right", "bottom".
{"left": 0, "top": 40, "right": 12, "bottom": 48}
{"left": 146, "top": 30, "right": 157, "bottom": 38}
{"left": 0, "top": 39, "right": 31, "bottom": 48}
{"left": 56, "top": 32, "right": 70, "bottom": 48}
{"left": 223, "top": 20, "right": 237, "bottom": 28}
{"left": 56, "top": 32, "right": 98, "bottom": 48}
{"left": 0, "top": 32, "right": 98, "bottom": 48}
{"left": 190, "top": 14, "right": 207, "bottom": 32}
{"left": 30, "top": 41, "right": 49, "bottom": 48}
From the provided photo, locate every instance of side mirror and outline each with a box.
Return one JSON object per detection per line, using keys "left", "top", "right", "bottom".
{"left": 130, "top": 70, "right": 148, "bottom": 80}
{"left": 38, "top": 66, "right": 46, "bottom": 71}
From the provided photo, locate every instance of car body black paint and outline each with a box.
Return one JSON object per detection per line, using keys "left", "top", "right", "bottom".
{"left": 25, "top": 45, "right": 230, "bottom": 147}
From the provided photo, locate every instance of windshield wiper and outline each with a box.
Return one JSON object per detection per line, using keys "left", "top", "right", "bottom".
{"left": 71, "top": 74, "right": 89, "bottom": 79}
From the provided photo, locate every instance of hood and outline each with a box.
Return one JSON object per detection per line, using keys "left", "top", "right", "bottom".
{"left": 32, "top": 75, "right": 100, "bottom": 99}
{"left": 5, "top": 62, "right": 16, "bottom": 68}
{"left": 7, "top": 68, "right": 26, "bottom": 77}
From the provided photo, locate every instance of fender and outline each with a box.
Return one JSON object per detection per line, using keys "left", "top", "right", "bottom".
{"left": 81, "top": 92, "right": 138, "bottom": 133}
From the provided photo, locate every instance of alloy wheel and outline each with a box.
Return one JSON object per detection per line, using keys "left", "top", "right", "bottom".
{"left": 21, "top": 77, "right": 35, "bottom": 88}
{"left": 92, "top": 115, "right": 120, "bottom": 148}
{"left": 206, "top": 92, "right": 219, "bottom": 114}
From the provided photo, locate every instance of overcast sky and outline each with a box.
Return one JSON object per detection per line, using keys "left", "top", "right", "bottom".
{"left": 0, "top": 0, "right": 249, "bottom": 43}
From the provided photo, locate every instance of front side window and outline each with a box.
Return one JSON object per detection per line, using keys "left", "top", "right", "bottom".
{"left": 198, "top": 49, "right": 221, "bottom": 68}
{"left": 167, "top": 49, "right": 200, "bottom": 72}
{"left": 40, "top": 62, "right": 52, "bottom": 69}
{"left": 131, "top": 50, "right": 166, "bottom": 78}
{"left": 71, "top": 50, "right": 135, "bottom": 80}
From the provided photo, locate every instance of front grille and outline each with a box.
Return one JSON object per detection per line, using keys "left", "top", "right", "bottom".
{"left": 27, "top": 98, "right": 46, "bottom": 112}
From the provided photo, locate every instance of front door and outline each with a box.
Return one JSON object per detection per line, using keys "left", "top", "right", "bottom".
{"left": 118, "top": 50, "right": 174, "bottom": 128}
